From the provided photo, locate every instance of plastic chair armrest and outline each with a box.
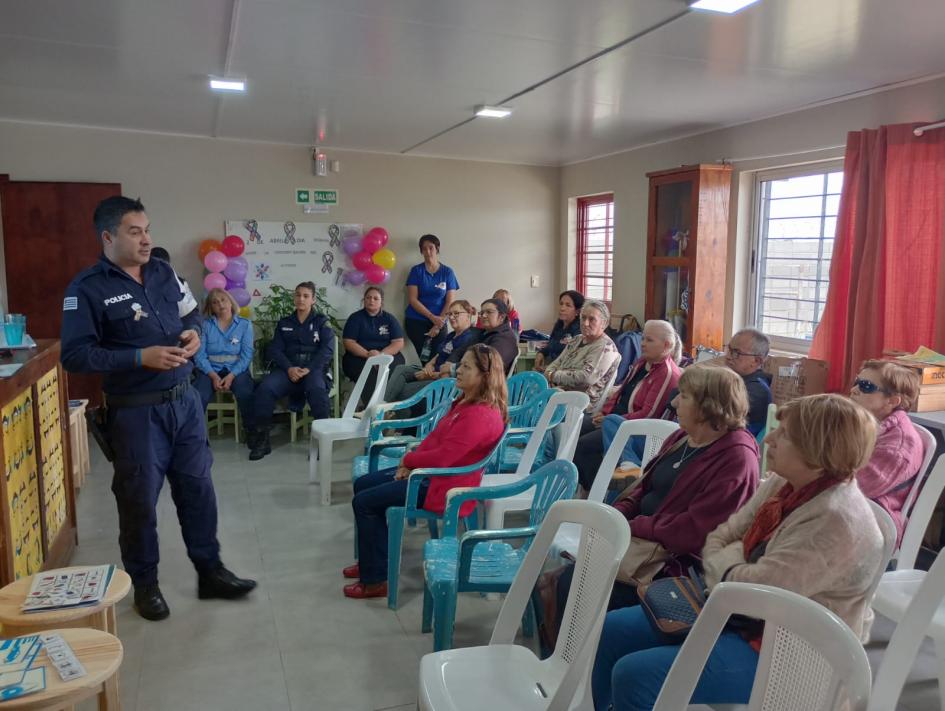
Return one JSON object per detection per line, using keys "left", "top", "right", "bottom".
{"left": 457, "top": 527, "right": 538, "bottom": 582}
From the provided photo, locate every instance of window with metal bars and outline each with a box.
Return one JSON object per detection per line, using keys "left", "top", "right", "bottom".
{"left": 751, "top": 164, "right": 843, "bottom": 346}
{"left": 576, "top": 194, "right": 614, "bottom": 304}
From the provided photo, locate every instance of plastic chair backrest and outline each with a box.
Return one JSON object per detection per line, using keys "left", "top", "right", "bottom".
{"left": 507, "top": 371, "right": 547, "bottom": 408}
{"left": 898, "top": 456, "right": 945, "bottom": 569}
{"left": 900, "top": 423, "right": 936, "bottom": 524}
{"left": 760, "top": 402, "right": 778, "bottom": 478}
{"left": 342, "top": 353, "right": 393, "bottom": 420}
{"left": 489, "top": 500, "right": 630, "bottom": 711}
{"left": 589, "top": 360, "right": 622, "bottom": 415}
{"left": 869, "top": 549, "right": 945, "bottom": 711}
{"left": 653, "top": 582, "right": 872, "bottom": 711}
{"left": 510, "top": 388, "right": 554, "bottom": 429}
{"left": 508, "top": 353, "right": 519, "bottom": 375}
{"left": 513, "top": 391, "right": 589, "bottom": 476}
{"left": 586, "top": 419, "right": 680, "bottom": 504}
{"left": 527, "top": 460, "right": 580, "bottom": 533}
{"left": 865, "top": 500, "right": 898, "bottom": 601}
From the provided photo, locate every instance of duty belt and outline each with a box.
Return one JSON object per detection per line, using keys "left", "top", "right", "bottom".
{"left": 106, "top": 381, "right": 191, "bottom": 408}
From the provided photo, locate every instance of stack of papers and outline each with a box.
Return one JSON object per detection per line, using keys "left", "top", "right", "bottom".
{"left": 0, "top": 636, "right": 45, "bottom": 701}
{"left": 21, "top": 565, "right": 115, "bottom": 614}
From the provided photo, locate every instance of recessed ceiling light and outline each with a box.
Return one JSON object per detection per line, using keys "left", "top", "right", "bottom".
{"left": 474, "top": 105, "right": 513, "bottom": 119}
{"left": 690, "top": 0, "right": 760, "bottom": 13}
{"left": 209, "top": 77, "right": 246, "bottom": 92}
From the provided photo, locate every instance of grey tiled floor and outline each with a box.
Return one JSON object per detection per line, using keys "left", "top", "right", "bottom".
{"left": 70, "top": 426, "right": 942, "bottom": 710}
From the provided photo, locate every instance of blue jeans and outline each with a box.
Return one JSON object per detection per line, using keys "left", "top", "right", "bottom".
{"left": 194, "top": 370, "right": 257, "bottom": 429}
{"left": 601, "top": 414, "right": 645, "bottom": 467}
{"left": 352, "top": 468, "right": 427, "bottom": 584}
{"left": 592, "top": 606, "right": 758, "bottom": 711}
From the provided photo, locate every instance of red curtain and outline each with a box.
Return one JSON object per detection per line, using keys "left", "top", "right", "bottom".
{"left": 810, "top": 123, "right": 945, "bottom": 391}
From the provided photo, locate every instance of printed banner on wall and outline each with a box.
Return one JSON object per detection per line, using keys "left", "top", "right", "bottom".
{"left": 223, "top": 220, "right": 365, "bottom": 316}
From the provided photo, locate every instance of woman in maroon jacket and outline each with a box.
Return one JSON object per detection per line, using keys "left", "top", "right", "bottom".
{"left": 342, "top": 344, "right": 508, "bottom": 599}
{"left": 554, "top": 365, "right": 759, "bottom": 616}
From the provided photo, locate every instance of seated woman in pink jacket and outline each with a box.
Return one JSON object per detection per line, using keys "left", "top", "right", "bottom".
{"left": 342, "top": 344, "right": 508, "bottom": 599}
{"left": 572, "top": 319, "right": 682, "bottom": 491}
{"left": 849, "top": 359, "right": 925, "bottom": 544}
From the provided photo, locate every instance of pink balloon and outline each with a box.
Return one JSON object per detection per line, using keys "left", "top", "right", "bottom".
{"left": 221, "top": 234, "right": 245, "bottom": 257}
{"left": 204, "top": 272, "right": 227, "bottom": 291}
{"left": 365, "top": 226, "right": 389, "bottom": 247}
{"left": 352, "top": 251, "right": 373, "bottom": 271}
{"left": 364, "top": 264, "right": 386, "bottom": 284}
{"left": 362, "top": 231, "right": 385, "bottom": 255}
{"left": 346, "top": 270, "right": 367, "bottom": 286}
{"left": 380, "top": 269, "right": 392, "bottom": 285}
{"left": 203, "top": 250, "right": 228, "bottom": 273}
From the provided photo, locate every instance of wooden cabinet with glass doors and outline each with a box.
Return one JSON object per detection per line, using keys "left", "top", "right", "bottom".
{"left": 644, "top": 164, "right": 732, "bottom": 355}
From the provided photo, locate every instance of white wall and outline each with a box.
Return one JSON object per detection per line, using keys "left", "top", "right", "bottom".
{"left": 559, "top": 76, "right": 945, "bottom": 339}
{"left": 0, "top": 122, "right": 560, "bottom": 335}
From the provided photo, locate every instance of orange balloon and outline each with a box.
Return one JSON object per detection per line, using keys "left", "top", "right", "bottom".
{"left": 198, "top": 239, "right": 223, "bottom": 261}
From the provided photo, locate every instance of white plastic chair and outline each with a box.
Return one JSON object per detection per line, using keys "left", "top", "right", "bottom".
{"left": 308, "top": 353, "right": 393, "bottom": 505}
{"left": 869, "top": 549, "right": 945, "bottom": 711}
{"left": 418, "top": 500, "right": 631, "bottom": 711}
{"left": 871, "top": 456, "right": 945, "bottom": 709}
{"left": 549, "top": 418, "right": 679, "bottom": 564}
{"left": 588, "top": 363, "right": 621, "bottom": 416}
{"left": 653, "top": 583, "right": 872, "bottom": 711}
{"left": 482, "top": 391, "right": 589, "bottom": 530}
{"left": 890, "top": 423, "right": 937, "bottom": 563}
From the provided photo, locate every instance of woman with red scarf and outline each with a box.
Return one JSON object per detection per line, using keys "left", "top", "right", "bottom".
{"left": 591, "top": 394, "right": 885, "bottom": 711}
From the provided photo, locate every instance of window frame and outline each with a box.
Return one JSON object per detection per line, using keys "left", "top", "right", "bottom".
{"left": 748, "top": 160, "right": 844, "bottom": 353}
{"left": 575, "top": 193, "right": 615, "bottom": 305}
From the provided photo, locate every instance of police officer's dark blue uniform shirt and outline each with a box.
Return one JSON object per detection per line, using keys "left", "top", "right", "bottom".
{"left": 267, "top": 310, "right": 335, "bottom": 371}
{"left": 342, "top": 309, "right": 404, "bottom": 352}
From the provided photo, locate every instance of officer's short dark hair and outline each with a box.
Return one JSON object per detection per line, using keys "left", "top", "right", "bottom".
{"left": 418, "top": 234, "right": 440, "bottom": 253}
{"left": 94, "top": 196, "right": 145, "bottom": 238}
{"left": 150, "top": 247, "right": 171, "bottom": 263}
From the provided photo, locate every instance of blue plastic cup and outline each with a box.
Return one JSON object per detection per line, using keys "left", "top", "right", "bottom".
{"left": 4, "top": 315, "right": 25, "bottom": 346}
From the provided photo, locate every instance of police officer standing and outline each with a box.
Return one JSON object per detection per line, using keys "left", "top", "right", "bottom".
{"left": 249, "top": 281, "right": 335, "bottom": 461}
{"left": 61, "top": 196, "right": 256, "bottom": 621}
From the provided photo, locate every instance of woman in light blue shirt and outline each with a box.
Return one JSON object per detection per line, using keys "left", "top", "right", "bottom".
{"left": 194, "top": 288, "right": 255, "bottom": 430}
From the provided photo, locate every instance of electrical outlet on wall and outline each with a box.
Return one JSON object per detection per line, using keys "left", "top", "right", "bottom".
{"left": 530, "top": 275, "right": 540, "bottom": 288}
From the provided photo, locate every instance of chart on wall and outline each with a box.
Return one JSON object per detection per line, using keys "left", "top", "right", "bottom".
{"left": 223, "top": 220, "right": 364, "bottom": 316}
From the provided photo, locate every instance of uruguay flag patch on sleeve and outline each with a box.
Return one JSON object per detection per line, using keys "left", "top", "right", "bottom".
{"left": 63, "top": 296, "right": 78, "bottom": 311}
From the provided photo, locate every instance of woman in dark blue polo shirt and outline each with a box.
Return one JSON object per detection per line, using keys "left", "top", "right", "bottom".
{"left": 404, "top": 234, "right": 459, "bottom": 357}
{"left": 343, "top": 286, "right": 406, "bottom": 404}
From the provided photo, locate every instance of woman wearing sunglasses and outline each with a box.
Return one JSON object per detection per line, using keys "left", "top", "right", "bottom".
{"left": 384, "top": 300, "right": 478, "bottom": 403}
{"left": 343, "top": 344, "right": 508, "bottom": 599}
{"left": 850, "top": 359, "right": 925, "bottom": 544}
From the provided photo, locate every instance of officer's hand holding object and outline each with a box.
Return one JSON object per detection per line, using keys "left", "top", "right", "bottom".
{"left": 141, "top": 345, "right": 190, "bottom": 370}
{"left": 178, "top": 329, "right": 201, "bottom": 358}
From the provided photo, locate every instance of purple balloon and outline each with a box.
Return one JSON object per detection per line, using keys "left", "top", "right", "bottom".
{"left": 223, "top": 256, "right": 248, "bottom": 281}
{"left": 204, "top": 273, "right": 227, "bottom": 291}
{"left": 203, "top": 250, "right": 228, "bottom": 273}
{"left": 224, "top": 276, "right": 245, "bottom": 290}
{"left": 228, "top": 287, "right": 251, "bottom": 307}
{"left": 346, "top": 269, "right": 367, "bottom": 286}
{"left": 380, "top": 269, "right": 392, "bottom": 285}
{"left": 342, "top": 234, "right": 363, "bottom": 256}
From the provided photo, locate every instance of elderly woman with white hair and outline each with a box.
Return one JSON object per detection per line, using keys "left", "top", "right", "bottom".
{"left": 544, "top": 299, "right": 621, "bottom": 412}
{"left": 572, "top": 319, "right": 683, "bottom": 491}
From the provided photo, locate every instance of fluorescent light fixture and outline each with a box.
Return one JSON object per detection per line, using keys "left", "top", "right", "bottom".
{"left": 209, "top": 77, "right": 246, "bottom": 92}
{"left": 474, "top": 105, "right": 513, "bottom": 118}
{"left": 690, "top": 0, "right": 760, "bottom": 13}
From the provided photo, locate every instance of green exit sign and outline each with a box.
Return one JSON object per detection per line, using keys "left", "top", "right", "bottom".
{"left": 313, "top": 190, "right": 339, "bottom": 206}
{"left": 295, "top": 188, "right": 311, "bottom": 204}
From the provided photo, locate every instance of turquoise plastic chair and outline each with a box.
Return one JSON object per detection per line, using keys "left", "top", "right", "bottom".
{"left": 385, "top": 427, "right": 509, "bottom": 610}
{"left": 350, "top": 379, "right": 458, "bottom": 482}
{"left": 506, "top": 371, "right": 547, "bottom": 422}
{"left": 421, "top": 460, "right": 578, "bottom": 651}
{"left": 495, "top": 389, "right": 567, "bottom": 473}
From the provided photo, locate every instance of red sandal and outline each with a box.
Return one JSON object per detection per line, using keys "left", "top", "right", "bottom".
{"left": 343, "top": 581, "right": 387, "bottom": 599}
{"left": 342, "top": 563, "right": 360, "bottom": 579}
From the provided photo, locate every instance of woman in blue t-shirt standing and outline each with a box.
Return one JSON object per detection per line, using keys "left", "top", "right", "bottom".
{"left": 343, "top": 286, "right": 406, "bottom": 404}
{"left": 404, "top": 234, "right": 459, "bottom": 358}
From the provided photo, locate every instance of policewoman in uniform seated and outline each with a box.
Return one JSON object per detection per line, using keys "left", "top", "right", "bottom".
{"left": 60, "top": 196, "right": 256, "bottom": 622}
{"left": 193, "top": 288, "right": 255, "bottom": 432}
{"left": 250, "top": 281, "right": 335, "bottom": 461}
{"left": 342, "top": 286, "right": 406, "bottom": 404}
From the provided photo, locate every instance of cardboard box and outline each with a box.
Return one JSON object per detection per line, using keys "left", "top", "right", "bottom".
{"left": 883, "top": 351, "right": 945, "bottom": 386}
{"left": 763, "top": 356, "right": 829, "bottom": 405}
{"left": 913, "top": 384, "right": 945, "bottom": 412}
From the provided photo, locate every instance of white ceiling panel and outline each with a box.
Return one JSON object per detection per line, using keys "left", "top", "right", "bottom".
{"left": 0, "top": 0, "right": 943, "bottom": 164}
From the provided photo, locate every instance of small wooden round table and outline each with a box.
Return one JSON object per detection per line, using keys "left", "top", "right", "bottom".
{"left": 0, "top": 568, "right": 131, "bottom": 637}
{"left": 0, "top": 628, "right": 123, "bottom": 710}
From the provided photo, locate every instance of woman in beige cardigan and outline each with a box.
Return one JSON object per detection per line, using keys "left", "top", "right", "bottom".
{"left": 591, "top": 393, "right": 885, "bottom": 711}
{"left": 544, "top": 299, "right": 620, "bottom": 412}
